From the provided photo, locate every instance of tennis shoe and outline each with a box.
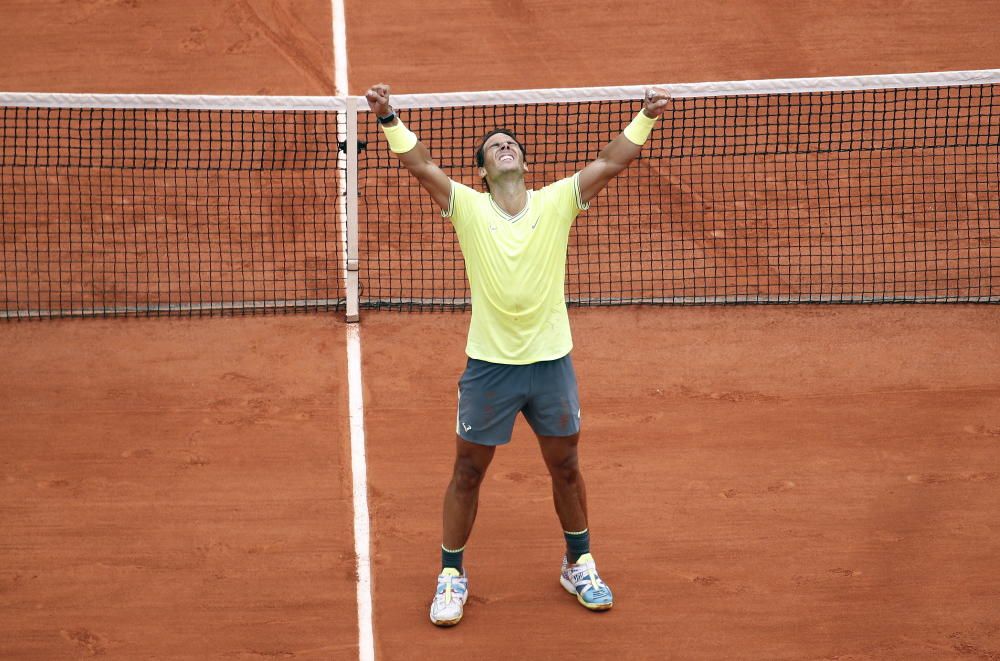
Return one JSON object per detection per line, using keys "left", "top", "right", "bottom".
{"left": 429, "top": 567, "right": 468, "bottom": 626}
{"left": 560, "top": 553, "right": 613, "bottom": 610}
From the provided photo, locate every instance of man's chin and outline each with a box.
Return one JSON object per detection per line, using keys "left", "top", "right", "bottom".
{"left": 485, "top": 167, "right": 526, "bottom": 186}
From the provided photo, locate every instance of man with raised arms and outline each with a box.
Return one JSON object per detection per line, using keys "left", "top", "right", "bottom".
{"left": 366, "top": 83, "right": 670, "bottom": 626}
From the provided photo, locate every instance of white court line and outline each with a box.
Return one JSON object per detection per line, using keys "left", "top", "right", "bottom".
{"left": 346, "top": 323, "right": 373, "bottom": 661}
{"left": 332, "top": 0, "right": 376, "bottom": 659}
{"left": 332, "top": 0, "right": 349, "bottom": 97}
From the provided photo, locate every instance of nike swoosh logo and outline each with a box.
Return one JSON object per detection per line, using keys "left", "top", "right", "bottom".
{"left": 531, "top": 216, "right": 541, "bottom": 229}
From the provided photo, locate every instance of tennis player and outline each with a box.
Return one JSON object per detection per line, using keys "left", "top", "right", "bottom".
{"left": 366, "top": 83, "right": 670, "bottom": 626}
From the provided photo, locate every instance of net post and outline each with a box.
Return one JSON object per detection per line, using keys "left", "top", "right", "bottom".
{"left": 345, "top": 96, "right": 361, "bottom": 322}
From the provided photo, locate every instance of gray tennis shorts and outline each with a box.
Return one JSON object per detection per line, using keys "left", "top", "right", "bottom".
{"left": 456, "top": 354, "right": 581, "bottom": 446}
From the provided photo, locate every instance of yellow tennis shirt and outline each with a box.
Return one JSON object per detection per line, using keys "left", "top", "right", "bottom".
{"left": 443, "top": 173, "right": 589, "bottom": 365}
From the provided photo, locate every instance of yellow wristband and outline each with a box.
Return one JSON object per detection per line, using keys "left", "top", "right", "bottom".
{"left": 622, "top": 110, "right": 658, "bottom": 146}
{"left": 381, "top": 120, "right": 419, "bottom": 154}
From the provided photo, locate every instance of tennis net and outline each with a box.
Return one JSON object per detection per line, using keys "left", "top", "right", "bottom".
{"left": 2, "top": 70, "right": 998, "bottom": 320}
{"left": 360, "top": 70, "right": 999, "bottom": 308}
{"left": 1, "top": 95, "right": 345, "bottom": 318}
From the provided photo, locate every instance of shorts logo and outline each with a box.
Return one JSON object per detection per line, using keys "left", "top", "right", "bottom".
{"left": 462, "top": 422, "right": 472, "bottom": 432}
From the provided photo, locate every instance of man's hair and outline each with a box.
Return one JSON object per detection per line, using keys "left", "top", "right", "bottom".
{"left": 474, "top": 129, "right": 528, "bottom": 192}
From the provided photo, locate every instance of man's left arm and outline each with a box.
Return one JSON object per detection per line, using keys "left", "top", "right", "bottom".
{"left": 577, "top": 88, "right": 670, "bottom": 204}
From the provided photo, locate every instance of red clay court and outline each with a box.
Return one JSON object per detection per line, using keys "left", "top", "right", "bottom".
{"left": 2, "top": 2, "right": 999, "bottom": 659}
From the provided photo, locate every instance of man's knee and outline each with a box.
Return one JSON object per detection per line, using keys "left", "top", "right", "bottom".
{"left": 547, "top": 450, "right": 581, "bottom": 485}
{"left": 451, "top": 441, "right": 494, "bottom": 493}
{"left": 452, "top": 457, "right": 488, "bottom": 492}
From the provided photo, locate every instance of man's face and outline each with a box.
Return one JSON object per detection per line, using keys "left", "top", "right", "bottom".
{"left": 479, "top": 132, "right": 526, "bottom": 180}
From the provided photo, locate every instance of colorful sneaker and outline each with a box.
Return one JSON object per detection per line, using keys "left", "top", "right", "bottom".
{"left": 560, "top": 553, "right": 613, "bottom": 611}
{"left": 429, "top": 568, "right": 468, "bottom": 626}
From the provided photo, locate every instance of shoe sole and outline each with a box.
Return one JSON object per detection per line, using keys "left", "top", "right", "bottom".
{"left": 560, "top": 575, "right": 613, "bottom": 611}
{"left": 430, "top": 613, "right": 463, "bottom": 627}
{"left": 430, "top": 599, "right": 466, "bottom": 627}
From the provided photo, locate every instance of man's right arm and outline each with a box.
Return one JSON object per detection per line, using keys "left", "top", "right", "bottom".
{"left": 366, "top": 83, "right": 451, "bottom": 211}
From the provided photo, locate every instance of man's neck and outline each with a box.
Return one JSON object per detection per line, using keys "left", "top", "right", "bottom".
{"left": 488, "top": 178, "right": 528, "bottom": 216}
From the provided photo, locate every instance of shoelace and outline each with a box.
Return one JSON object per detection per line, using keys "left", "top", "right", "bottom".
{"left": 436, "top": 575, "right": 466, "bottom": 606}
{"left": 569, "top": 562, "right": 610, "bottom": 597}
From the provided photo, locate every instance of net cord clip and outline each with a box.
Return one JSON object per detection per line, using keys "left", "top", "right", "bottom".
{"left": 340, "top": 140, "right": 367, "bottom": 153}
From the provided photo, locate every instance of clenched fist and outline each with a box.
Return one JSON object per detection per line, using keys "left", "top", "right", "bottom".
{"left": 366, "top": 83, "right": 392, "bottom": 118}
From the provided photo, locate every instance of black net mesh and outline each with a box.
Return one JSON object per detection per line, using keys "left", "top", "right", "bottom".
{"left": 1, "top": 107, "right": 343, "bottom": 318}
{"left": 358, "top": 84, "right": 999, "bottom": 309}
{"left": 2, "top": 83, "right": 997, "bottom": 320}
